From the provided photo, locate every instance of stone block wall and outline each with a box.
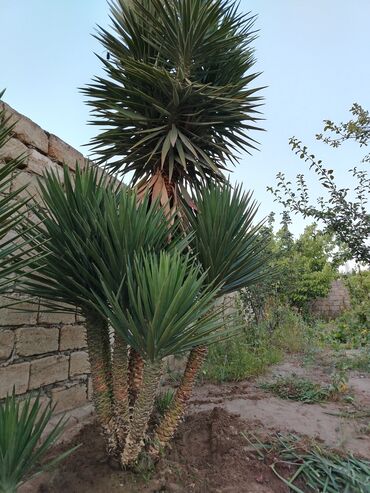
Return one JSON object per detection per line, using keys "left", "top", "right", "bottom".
{"left": 309, "top": 279, "right": 351, "bottom": 319}
{"left": 0, "top": 102, "right": 95, "bottom": 428}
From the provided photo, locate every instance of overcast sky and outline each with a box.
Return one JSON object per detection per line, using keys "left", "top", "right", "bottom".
{"left": 1, "top": 0, "right": 369, "bottom": 233}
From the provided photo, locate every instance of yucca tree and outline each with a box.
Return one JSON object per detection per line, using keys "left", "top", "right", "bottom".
{"left": 20, "top": 166, "right": 176, "bottom": 455}
{"left": 82, "top": 0, "right": 266, "bottom": 460}
{"left": 83, "top": 0, "right": 263, "bottom": 210}
{"left": 96, "top": 250, "right": 232, "bottom": 465}
{"left": 20, "top": 165, "right": 238, "bottom": 467}
{"left": 150, "top": 182, "right": 269, "bottom": 455}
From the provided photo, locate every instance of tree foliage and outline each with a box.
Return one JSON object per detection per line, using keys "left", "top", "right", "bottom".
{"left": 242, "top": 217, "right": 338, "bottom": 320}
{"left": 82, "top": 0, "right": 263, "bottom": 200}
{"left": 268, "top": 104, "right": 370, "bottom": 264}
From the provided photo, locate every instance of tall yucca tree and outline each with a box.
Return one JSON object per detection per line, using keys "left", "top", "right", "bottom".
{"left": 83, "top": 0, "right": 266, "bottom": 459}
{"left": 150, "top": 183, "right": 269, "bottom": 455}
{"left": 21, "top": 166, "right": 236, "bottom": 467}
{"left": 21, "top": 166, "right": 175, "bottom": 454}
{"left": 82, "top": 0, "right": 263, "bottom": 211}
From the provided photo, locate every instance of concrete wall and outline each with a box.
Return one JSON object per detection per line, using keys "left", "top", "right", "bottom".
{"left": 0, "top": 102, "right": 94, "bottom": 430}
{"left": 309, "top": 279, "right": 351, "bottom": 319}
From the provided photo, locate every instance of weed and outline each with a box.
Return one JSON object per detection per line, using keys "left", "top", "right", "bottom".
{"left": 260, "top": 374, "right": 329, "bottom": 403}
{"left": 201, "top": 334, "right": 282, "bottom": 383}
{"left": 155, "top": 389, "right": 174, "bottom": 416}
{"left": 260, "top": 372, "right": 349, "bottom": 403}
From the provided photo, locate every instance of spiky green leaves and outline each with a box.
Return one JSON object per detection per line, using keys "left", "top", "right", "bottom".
{"left": 186, "top": 183, "right": 269, "bottom": 295}
{"left": 21, "top": 166, "right": 175, "bottom": 313}
{"left": 0, "top": 91, "right": 42, "bottom": 296}
{"left": 83, "top": 0, "right": 263, "bottom": 187}
{"left": 0, "top": 391, "right": 77, "bottom": 493}
{"left": 98, "top": 251, "right": 232, "bottom": 361}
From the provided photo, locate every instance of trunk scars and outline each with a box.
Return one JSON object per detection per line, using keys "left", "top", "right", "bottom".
{"left": 121, "top": 360, "right": 163, "bottom": 466}
{"left": 84, "top": 309, "right": 116, "bottom": 455}
{"left": 112, "top": 332, "right": 130, "bottom": 449}
{"left": 149, "top": 345, "right": 208, "bottom": 457}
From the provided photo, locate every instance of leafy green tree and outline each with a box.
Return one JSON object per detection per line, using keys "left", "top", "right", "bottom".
{"left": 268, "top": 105, "right": 370, "bottom": 264}
{"left": 242, "top": 219, "right": 339, "bottom": 322}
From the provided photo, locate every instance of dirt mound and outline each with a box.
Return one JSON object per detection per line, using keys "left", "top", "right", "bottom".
{"left": 39, "top": 408, "right": 292, "bottom": 493}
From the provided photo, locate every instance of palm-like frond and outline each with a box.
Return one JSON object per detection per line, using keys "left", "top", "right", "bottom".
{"left": 82, "top": 0, "right": 263, "bottom": 190}
{"left": 0, "top": 90, "right": 39, "bottom": 296}
{"left": 21, "top": 165, "right": 177, "bottom": 313}
{"left": 186, "top": 183, "right": 269, "bottom": 295}
{"left": 0, "top": 391, "right": 77, "bottom": 493}
{"left": 97, "top": 251, "right": 235, "bottom": 361}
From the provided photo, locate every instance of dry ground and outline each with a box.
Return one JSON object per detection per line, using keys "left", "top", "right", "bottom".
{"left": 23, "top": 352, "right": 370, "bottom": 493}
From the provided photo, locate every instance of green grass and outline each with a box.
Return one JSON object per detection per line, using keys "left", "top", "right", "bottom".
{"left": 201, "top": 334, "right": 282, "bottom": 383}
{"left": 260, "top": 374, "right": 339, "bottom": 403}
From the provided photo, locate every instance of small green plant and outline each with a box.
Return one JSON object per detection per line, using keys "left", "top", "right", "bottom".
{"left": 260, "top": 373, "right": 346, "bottom": 403}
{"left": 0, "top": 391, "right": 77, "bottom": 493}
{"left": 155, "top": 390, "right": 174, "bottom": 416}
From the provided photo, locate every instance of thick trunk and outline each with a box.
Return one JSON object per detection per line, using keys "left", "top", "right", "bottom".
{"left": 128, "top": 347, "right": 144, "bottom": 408}
{"left": 83, "top": 309, "right": 115, "bottom": 453}
{"left": 149, "top": 345, "right": 208, "bottom": 457}
{"left": 121, "top": 360, "right": 162, "bottom": 467}
{"left": 112, "top": 331, "right": 130, "bottom": 448}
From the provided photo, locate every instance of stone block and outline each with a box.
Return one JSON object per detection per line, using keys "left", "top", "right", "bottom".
{"left": 69, "top": 351, "right": 90, "bottom": 377}
{"left": 0, "top": 329, "right": 14, "bottom": 360}
{"left": 10, "top": 171, "right": 41, "bottom": 203}
{"left": 48, "top": 134, "right": 86, "bottom": 171}
{"left": 3, "top": 103, "right": 49, "bottom": 153}
{"left": 18, "top": 394, "right": 50, "bottom": 417}
{"left": 29, "top": 355, "right": 69, "bottom": 389}
{"left": 0, "top": 362, "right": 30, "bottom": 398}
{"left": 27, "top": 148, "right": 63, "bottom": 179}
{"left": 0, "top": 297, "right": 38, "bottom": 326}
{"left": 59, "top": 324, "right": 86, "bottom": 351}
{"left": 0, "top": 138, "right": 28, "bottom": 164}
{"left": 51, "top": 383, "right": 87, "bottom": 413}
{"left": 38, "top": 307, "right": 76, "bottom": 325}
{"left": 16, "top": 326, "right": 59, "bottom": 357}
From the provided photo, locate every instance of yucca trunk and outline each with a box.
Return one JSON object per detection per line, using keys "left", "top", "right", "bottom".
{"left": 121, "top": 360, "right": 163, "bottom": 467}
{"left": 83, "top": 309, "right": 115, "bottom": 452}
{"left": 150, "top": 345, "right": 208, "bottom": 457}
{"left": 128, "top": 347, "right": 144, "bottom": 408}
{"left": 112, "top": 331, "right": 130, "bottom": 449}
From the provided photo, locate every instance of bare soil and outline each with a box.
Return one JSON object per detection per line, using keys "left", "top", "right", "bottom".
{"left": 190, "top": 354, "right": 370, "bottom": 459}
{"left": 24, "top": 352, "right": 370, "bottom": 493}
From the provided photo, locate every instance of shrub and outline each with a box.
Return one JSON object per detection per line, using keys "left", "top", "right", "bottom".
{"left": 201, "top": 334, "right": 282, "bottom": 383}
